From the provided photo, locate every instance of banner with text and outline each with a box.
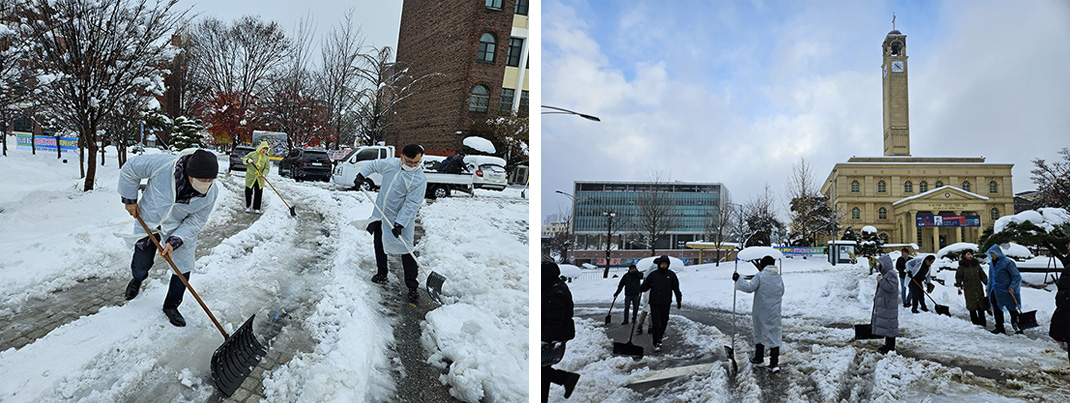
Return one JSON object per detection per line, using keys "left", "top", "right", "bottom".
{"left": 916, "top": 214, "right": 981, "bottom": 227}
{"left": 15, "top": 133, "right": 78, "bottom": 154}
{"left": 775, "top": 246, "right": 826, "bottom": 256}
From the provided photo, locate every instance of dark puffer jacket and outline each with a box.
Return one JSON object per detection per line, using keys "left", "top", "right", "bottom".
{"left": 543, "top": 263, "right": 575, "bottom": 342}
{"left": 1050, "top": 250, "right": 1070, "bottom": 343}
{"left": 639, "top": 264, "right": 681, "bottom": 306}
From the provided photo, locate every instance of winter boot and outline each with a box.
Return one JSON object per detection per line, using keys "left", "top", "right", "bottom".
{"left": 990, "top": 326, "right": 1005, "bottom": 335}
{"left": 124, "top": 278, "right": 143, "bottom": 300}
{"left": 408, "top": 288, "right": 419, "bottom": 304}
{"left": 622, "top": 318, "right": 629, "bottom": 325}
{"left": 750, "top": 344, "right": 765, "bottom": 366}
{"left": 245, "top": 207, "right": 252, "bottom": 213}
{"left": 371, "top": 273, "right": 387, "bottom": 284}
{"left": 878, "top": 337, "right": 896, "bottom": 355}
{"left": 562, "top": 371, "right": 581, "bottom": 399}
{"left": 768, "top": 347, "right": 780, "bottom": 372}
{"left": 653, "top": 343, "right": 662, "bottom": 352}
{"left": 163, "top": 307, "right": 186, "bottom": 327}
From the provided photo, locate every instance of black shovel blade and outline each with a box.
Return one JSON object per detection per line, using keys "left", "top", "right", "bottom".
{"left": 935, "top": 304, "right": 951, "bottom": 317}
{"left": 1018, "top": 310, "right": 1039, "bottom": 329}
{"left": 289, "top": 205, "right": 297, "bottom": 217}
{"left": 724, "top": 345, "right": 737, "bottom": 374}
{"left": 426, "top": 271, "right": 446, "bottom": 303}
{"left": 612, "top": 341, "right": 644, "bottom": 358}
{"left": 605, "top": 312, "right": 612, "bottom": 325}
{"left": 211, "top": 315, "right": 268, "bottom": 397}
{"left": 854, "top": 324, "right": 881, "bottom": 340}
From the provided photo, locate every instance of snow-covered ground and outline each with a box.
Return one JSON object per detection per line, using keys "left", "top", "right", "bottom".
{"left": 554, "top": 254, "right": 1070, "bottom": 401}
{"left": 0, "top": 139, "right": 528, "bottom": 402}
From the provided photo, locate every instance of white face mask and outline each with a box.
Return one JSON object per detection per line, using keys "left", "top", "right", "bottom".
{"left": 190, "top": 178, "right": 213, "bottom": 194}
{"left": 401, "top": 161, "right": 421, "bottom": 172}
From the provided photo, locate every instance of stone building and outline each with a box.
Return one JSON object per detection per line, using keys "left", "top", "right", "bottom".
{"left": 820, "top": 28, "right": 1014, "bottom": 253}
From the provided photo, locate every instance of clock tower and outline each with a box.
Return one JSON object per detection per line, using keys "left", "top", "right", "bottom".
{"left": 882, "top": 29, "right": 910, "bottom": 156}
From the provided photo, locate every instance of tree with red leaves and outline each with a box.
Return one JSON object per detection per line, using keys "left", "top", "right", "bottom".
{"left": 195, "top": 91, "right": 256, "bottom": 147}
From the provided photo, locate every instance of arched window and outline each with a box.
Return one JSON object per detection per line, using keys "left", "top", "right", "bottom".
{"left": 935, "top": 180, "right": 943, "bottom": 188}
{"left": 879, "top": 207, "right": 887, "bottom": 220}
{"left": 919, "top": 181, "right": 928, "bottom": 193}
{"left": 904, "top": 181, "right": 913, "bottom": 193}
{"left": 877, "top": 180, "right": 886, "bottom": 193}
{"left": 469, "top": 85, "right": 489, "bottom": 112}
{"left": 478, "top": 33, "right": 497, "bottom": 62}
{"left": 851, "top": 180, "right": 860, "bottom": 193}
{"left": 989, "top": 181, "right": 998, "bottom": 194}
{"left": 852, "top": 207, "right": 861, "bottom": 220}
{"left": 991, "top": 207, "right": 999, "bottom": 220}
{"left": 962, "top": 181, "right": 971, "bottom": 192}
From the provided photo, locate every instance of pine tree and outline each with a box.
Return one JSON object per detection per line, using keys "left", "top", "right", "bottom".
{"left": 170, "top": 116, "right": 205, "bottom": 150}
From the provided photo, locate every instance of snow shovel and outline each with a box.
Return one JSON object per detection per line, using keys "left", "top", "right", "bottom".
{"left": 606, "top": 295, "right": 617, "bottom": 325}
{"left": 612, "top": 319, "right": 644, "bottom": 358}
{"left": 360, "top": 188, "right": 445, "bottom": 303}
{"left": 134, "top": 215, "right": 266, "bottom": 397}
{"left": 724, "top": 257, "right": 739, "bottom": 375}
{"left": 911, "top": 278, "right": 950, "bottom": 316}
{"left": 1009, "top": 292, "right": 1039, "bottom": 330}
{"left": 250, "top": 162, "right": 297, "bottom": 217}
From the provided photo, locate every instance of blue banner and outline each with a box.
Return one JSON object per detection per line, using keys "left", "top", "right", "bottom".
{"left": 916, "top": 215, "right": 981, "bottom": 227}
{"left": 15, "top": 133, "right": 78, "bottom": 154}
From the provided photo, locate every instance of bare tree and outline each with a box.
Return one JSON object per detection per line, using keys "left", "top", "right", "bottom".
{"left": 23, "top": 0, "right": 187, "bottom": 191}
{"left": 743, "top": 184, "right": 781, "bottom": 247}
{"left": 703, "top": 194, "right": 734, "bottom": 266}
{"left": 0, "top": 0, "right": 38, "bottom": 157}
{"left": 633, "top": 172, "right": 680, "bottom": 256}
{"left": 354, "top": 46, "right": 442, "bottom": 146}
{"left": 1031, "top": 147, "right": 1070, "bottom": 210}
{"left": 261, "top": 15, "right": 331, "bottom": 149}
{"left": 316, "top": 9, "right": 364, "bottom": 149}
{"left": 546, "top": 209, "right": 573, "bottom": 264}
{"left": 787, "top": 158, "right": 828, "bottom": 246}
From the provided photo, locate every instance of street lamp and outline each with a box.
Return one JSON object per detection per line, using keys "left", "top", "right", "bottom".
{"left": 541, "top": 105, "right": 601, "bottom": 122}
{"left": 602, "top": 210, "right": 616, "bottom": 279}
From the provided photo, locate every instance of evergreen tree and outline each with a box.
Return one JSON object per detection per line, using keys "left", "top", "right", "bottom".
{"left": 170, "top": 116, "right": 205, "bottom": 150}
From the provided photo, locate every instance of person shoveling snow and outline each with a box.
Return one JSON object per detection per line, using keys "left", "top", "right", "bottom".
{"left": 638, "top": 255, "right": 682, "bottom": 353}
{"left": 732, "top": 255, "right": 784, "bottom": 372}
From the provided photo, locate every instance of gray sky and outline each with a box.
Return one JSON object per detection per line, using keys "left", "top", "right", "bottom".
{"left": 187, "top": 0, "right": 403, "bottom": 55}
{"left": 541, "top": 0, "right": 1070, "bottom": 224}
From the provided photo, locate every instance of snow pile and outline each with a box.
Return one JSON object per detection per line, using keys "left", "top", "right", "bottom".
{"left": 861, "top": 225, "right": 877, "bottom": 234}
{"left": 736, "top": 246, "right": 784, "bottom": 261}
{"left": 463, "top": 154, "right": 506, "bottom": 168}
{"left": 993, "top": 208, "right": 1070, "bottom": 234}
{"left": 462, "top": 137, "right": 495, "bottom": 154}
{"left": 998, "top": 242, "right": 1033, "bottom": 259}
{"left": 417, "top": 197, "right": 528, "bottom": 402}
{"left": 935, "top": 242, "right": 978, "bottom": 259}
{"left": 559, "top": 264, "right": 582, "bottom": 279}
{"left": 634, "top": 255, "right": 685, "bottom": 271}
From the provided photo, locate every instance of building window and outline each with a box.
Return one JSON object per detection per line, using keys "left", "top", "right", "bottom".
{"left": 13, "top": 115, "right": 34, "bottom": 132}
{"left": 989, "top": 181, "right": 998, "bottom": 194}
{"left": 485, "top": 0, "right": 502, "bottom": 9}
{"left": 991, "top": 207, "right": 999, "bottom": 220}
{"left": 852, "top": 207, "right": 861, "bottom": 220}
{"left": 919, "top": 181, "right": 928, "bottom": 193}
{"left": 851, "top": 180, "right": 860, "bottom": 193}
{"left": 904, "top": 181, "right": 913, "bottom": 193}
{"left": 935, "top": 180, "right": 943, "bottom": 188}
{"left": 499, "top": 88, "right": 515, "bottom": 113}
{"left": 514, "top": 0, "right": 528, "bottom": 15}
{"left": 478, "top": 33, "right": 497, "bottom": 62}
{"left": 519, "top": 90, "right": 529, "bottom": 114}
{"left": 879, "top": 207, "right": 888, "bottom": 220}
{"left": 506, "top": 38, "right": 524, "bottom": 67}
{"left": 877, "top": 180, "right": 886, "bottom": 193}
{"left": 963, "top": 181, "right": 971, "bottom": 192}
{"left": 469, "top": 85, "right": 489, "bottom": 113}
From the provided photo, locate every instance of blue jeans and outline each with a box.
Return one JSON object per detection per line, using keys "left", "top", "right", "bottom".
{"left": 131, "top": 244, "right": 189, "bottom": 309}
{"left": 623, "top": 294, "right": 640, "bottom": 320}
{"left": 900, "top": 276, "right": 910, "bottom": 305}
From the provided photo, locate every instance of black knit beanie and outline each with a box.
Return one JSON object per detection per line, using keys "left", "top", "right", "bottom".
{"left": 185, "top": 150, "right": 219, "bottom": 179}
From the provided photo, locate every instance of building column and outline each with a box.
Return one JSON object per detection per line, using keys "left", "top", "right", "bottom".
{"left": 909, "top": 211, "right": 917, "bottom": 248}
{"left": 931, "top": 225, "right": 940, "bottom": 253}
{"left": 954, "top": 211, "right": 963, "bottom": 244}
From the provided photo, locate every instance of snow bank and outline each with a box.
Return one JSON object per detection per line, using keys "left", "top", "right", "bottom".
{"left": 462, "top": 137, "right": 495, "bottom": 154}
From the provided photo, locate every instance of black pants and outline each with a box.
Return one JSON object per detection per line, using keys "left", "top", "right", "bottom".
{"left": 541, "top": 366, "right": 579, "bottom": 401}
{"left": 370, "top": 221, "right": 419, "bottom": 290}
{"left": 131, "top": 244, "right": 188, "bottom": 309}
{"left": 969, "top": 309, "right": 987, "bottom": 326}
{"left": 245, "top": 183, "right": 263, "bottom": 209}
{"left": 649, "top": 303, "right": 671, "bottom": 345}
{"left": 909, "top": 282, "right": 927, "bottom": 312}
{"left": 991, "top": 294, "right": 1020, "bottom": 331}
{"left": 622, "top": 294, "right": 640, "bottom": 321}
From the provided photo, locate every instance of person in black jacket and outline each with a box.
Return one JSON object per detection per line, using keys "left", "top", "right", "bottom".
{"left": 614, "top": 264, "right": 643, "bottom": 325}
{"left": 1049, "top": 237, "right": 1070, "bottom": 365}
{"left": 638, "top": 255, "right": 682, "bottom": 352}
{"left": 896, "top": 248, "right": 912, "bottom": 307}
{"left": 542, "top": 261, "right": 580, "bottom": 401}
{"left": 436, "top": 152, "right": 467, "bottom": 174}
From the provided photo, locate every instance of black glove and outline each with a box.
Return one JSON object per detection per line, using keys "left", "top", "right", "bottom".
{"left": 392, "top": 223, "right": 403, "bottom": 238}
{"left": 732, "top": 272, "right": 740, "bottom": 281}
{"left": 366, "top": 221, "right": 378, "bottom": 234}
{"left": 677, "top": 301, "right": 682, "bottom": 309}
{"left": 354, "top": 173, "right": 365, "bottom": 187}
{"left": 613, "top": 292, "right": 619, "bottom": 298}
{"left": 926, "top": 282, "right": 935, "bottom": 294}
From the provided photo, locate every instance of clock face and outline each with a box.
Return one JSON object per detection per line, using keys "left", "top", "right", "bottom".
{"left": 891, "top": 60, "right": 904, "bottom": 73}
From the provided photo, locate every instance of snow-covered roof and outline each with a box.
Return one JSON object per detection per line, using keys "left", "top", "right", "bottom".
{"left": 892, "top": 186, "right": 989, "bottom": 206}
{"left": 993, "top": 208, "right": 1070, "bottom": 234}
{"left": 861, "top": 225, "right": 877, "bottom": 234}
{"left": 463, "top": 137, "right": 496, "bottom": 154}
{"left": 737, "top": 246, "right": 784, "bottom": 261}
{"left": 935, "top": 242, "right": 978, "bottom": 259}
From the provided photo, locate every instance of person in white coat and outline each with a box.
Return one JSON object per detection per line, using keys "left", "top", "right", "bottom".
{"left": 354, "top": 144, "right": 428, "bottom": 303}
{"left": 733, "top": 255, "right": 785, "bottom": 372}
{"left": 118, "top": 149, "right": 219, "bottom": 327}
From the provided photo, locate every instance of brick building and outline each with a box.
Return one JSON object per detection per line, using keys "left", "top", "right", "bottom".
{"left": 387, "top": 0, "right": 530, "bottom": 156}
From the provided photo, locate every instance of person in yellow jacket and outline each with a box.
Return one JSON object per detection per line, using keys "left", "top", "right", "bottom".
{"left": 243, "top": 142, "right": 271, "bottom": 213}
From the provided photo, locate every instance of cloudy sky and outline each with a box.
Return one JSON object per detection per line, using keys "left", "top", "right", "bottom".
{"left": 541, "top": 0, "right": 1070, "bottom": 223}
{"left": 187, "top": 0, "right": 402, "bottom": 56}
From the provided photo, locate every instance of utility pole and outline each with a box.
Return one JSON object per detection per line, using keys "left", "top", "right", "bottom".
{"left": 603, "top": 210, "right": 616, "bottom": 278}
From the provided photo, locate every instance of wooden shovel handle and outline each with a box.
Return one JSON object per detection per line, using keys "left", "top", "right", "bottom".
{"left": 910, "top": 277, "right": 939, "bottom": 305}
{"left": 135, "top": 214, "right": 229, "bottom": 339}
{"left": 250, "top": 163, "right": 292, "bottom": 210}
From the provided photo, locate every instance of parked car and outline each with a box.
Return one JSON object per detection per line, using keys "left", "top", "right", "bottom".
{"left": 279, "top": 149, "right": 332, "bottom": 182}
{"left": 465, "top": 155, "right": 508, "bottom": 191}
{"left": 331, "top": 145, "right": 473, "bottom": 198}
{"left": 228, "top": 145, "right": 256, "bottom": 172}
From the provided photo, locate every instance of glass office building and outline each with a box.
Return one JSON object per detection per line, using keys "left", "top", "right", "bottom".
{"left": 571, "top": 181, "right": 728, "bottom": 251}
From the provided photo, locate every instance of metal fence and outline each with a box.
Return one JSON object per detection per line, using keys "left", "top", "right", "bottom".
{"left": 578, "top": 268, "right": 630, "bottom": 281}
